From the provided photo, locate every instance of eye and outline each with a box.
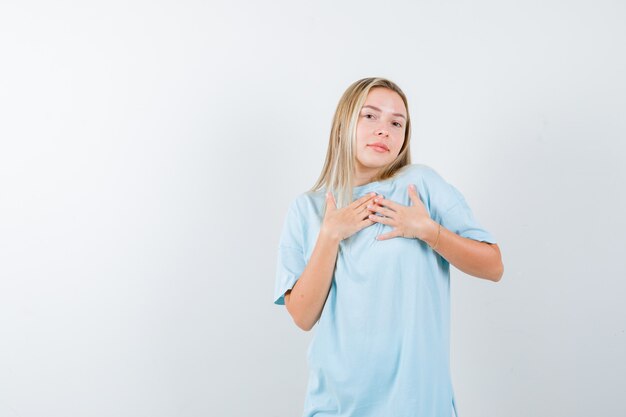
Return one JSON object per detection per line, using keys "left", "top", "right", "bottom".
{"left": 393, "top": 121, "right": 403, "bottom": 128}
{"left": 364, "top": 113, "right": 375, "bottom": 119}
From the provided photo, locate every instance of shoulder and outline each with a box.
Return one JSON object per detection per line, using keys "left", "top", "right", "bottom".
{"left": 286, "top": 190, "right": 325, "bottom": 217}
{"left": 399, "top": 164, "right": 466, "bottom": 211}
{"left": 394, "top": 163, "right": 446, "bottom": 186}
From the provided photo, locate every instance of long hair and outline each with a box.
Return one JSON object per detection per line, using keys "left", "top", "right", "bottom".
{"left": 309, "top": 77, "right": 412, "bottom": 210}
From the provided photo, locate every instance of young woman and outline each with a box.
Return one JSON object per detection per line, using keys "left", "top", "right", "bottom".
{"left": 273, "top": 77, "right": 503, "bottom": 417}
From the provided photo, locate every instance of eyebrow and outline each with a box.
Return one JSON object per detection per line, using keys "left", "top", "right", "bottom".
{"left": 361, "top": 105, "right": 406, "bottom": 120}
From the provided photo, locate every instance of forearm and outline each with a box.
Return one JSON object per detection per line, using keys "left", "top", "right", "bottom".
{"left": 421, "top": 220, "right": 503, "bottom": 281}
{"left": 285, "top": 230, "right": 340, "bottom": 331}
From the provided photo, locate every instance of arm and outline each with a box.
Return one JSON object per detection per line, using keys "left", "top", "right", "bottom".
{"left": 366, "top": 185, "right": 503, "bottom": 282}
{"left": 284, "top": 229, "right": 341, "bottom": 331}
{"left": 422, "top": 220, "right": 504, "bottom": 282}
{"left": 283, "top": 192, "right": 378, "bottom": 331}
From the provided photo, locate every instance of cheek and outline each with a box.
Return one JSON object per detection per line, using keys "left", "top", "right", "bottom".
{"left": 390, "top": 139, "right": 404, "bottom": 156}
{"left": 355, "top": 125, "right": 367, "bottom": 144}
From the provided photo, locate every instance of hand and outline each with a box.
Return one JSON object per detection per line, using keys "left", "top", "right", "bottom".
{"left": 366, "top": 184, "right": 435, "bottom": 241}
{"left": 321, "top": 191, "right": 378, "bottom": 241}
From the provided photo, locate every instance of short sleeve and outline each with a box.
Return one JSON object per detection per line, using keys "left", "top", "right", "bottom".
{"left": 273, "top": 199, "right": 306, "bottom": 305}
{"left": 422, "top": 166, "right": 497, "bottom": 244}
{"left": 440, "top": 184, "right": 497, "bottom": 244}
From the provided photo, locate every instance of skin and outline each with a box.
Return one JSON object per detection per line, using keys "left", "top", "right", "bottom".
{"left": 285, "top": 192, "right": 378, "bottom": 330}
{"left": 285, "top": 87, "right": 503, "bottom": 331}
{"left": 354, "top": 87, "right": 408, "bottom": 186}
{"left": 355, "top": 87, "right": 504, "bottom": 281}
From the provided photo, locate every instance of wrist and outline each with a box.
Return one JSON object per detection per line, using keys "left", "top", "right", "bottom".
{"left": 421, "top": 219, "right": 440, "bottom": 247}
{"left": 319, "top": 226, "right": 342, "bottom": 245}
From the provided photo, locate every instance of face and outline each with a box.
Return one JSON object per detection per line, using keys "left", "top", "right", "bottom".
{"left": 354, "top": 87, "right": 407, "bottom": 182}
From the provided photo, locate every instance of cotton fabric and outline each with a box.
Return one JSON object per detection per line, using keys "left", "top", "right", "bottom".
{"left": 273, "top": 163, "right": 497, "bottom": 417}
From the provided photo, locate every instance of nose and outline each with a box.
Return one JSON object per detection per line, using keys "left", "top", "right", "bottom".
{"left": 375, "top": 127, "right": 389, "bottom": 137}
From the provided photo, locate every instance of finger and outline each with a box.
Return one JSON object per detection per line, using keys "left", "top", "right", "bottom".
{"left": 376, "top": 230, "right": 401, "bottom": 241}
{"left": 368, "top": 213, "right": 392, "bottom": 225}
{"left": 359, "top": 218, "right": 376, "bottom": 228}
{"left": 358, "top": 206, "right": 371, "bottom": 217}
{"left": 367, "top": 203, "right": 394, "bottom": 217}
{"left": 408, "top": 184, "right": 423, "bottom": 205}
{"left": 373, "top": 196, "right": 401, "bottom": 211}
{"left": 358, "top": 207, "right": 372, "bottom": 220}
{"left": 353, "top": 192, "right": 378, "bottom": 209}
{"left": 326, "top": 191, "right": 336, "bottom": 210}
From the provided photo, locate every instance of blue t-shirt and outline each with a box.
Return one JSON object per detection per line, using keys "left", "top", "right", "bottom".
{"left": 273, "top": 163, "right": 497, "bottom": 417}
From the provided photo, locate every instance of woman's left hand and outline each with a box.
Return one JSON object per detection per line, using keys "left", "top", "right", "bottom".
{"left": 367, "top": 184, "right": 435, "bottom": 241}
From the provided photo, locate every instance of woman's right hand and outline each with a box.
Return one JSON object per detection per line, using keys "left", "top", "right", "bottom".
{"left": 320, "top": 191, "right": 378, "bottom": 241}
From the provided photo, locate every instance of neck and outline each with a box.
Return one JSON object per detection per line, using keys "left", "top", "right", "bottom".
{"left": 353, "top": 168, "right": 380, "bottom": 187}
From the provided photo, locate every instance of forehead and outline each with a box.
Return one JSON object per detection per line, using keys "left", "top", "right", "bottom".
{"left": 362, "top": 87, "right": 407, "bottom": 116}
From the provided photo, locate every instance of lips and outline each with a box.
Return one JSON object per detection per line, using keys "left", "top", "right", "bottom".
{"left": 367, "top": 142, "right": 389, "bottom": 152}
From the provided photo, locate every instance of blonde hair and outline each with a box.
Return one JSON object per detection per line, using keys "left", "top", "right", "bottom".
{"left": 309, "top": 77, "right": 412, "bottom": 209}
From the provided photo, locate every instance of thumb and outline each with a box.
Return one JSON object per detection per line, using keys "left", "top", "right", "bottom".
{"left": 408, "top": 184, "right": 422, "bottom": 205}
{"left": 326, "top": 191, "right": 337, "bottom": 210}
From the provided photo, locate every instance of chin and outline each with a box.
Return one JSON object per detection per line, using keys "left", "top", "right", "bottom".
{"left": 365, "top": 154, "right": 393, "bottom": 164}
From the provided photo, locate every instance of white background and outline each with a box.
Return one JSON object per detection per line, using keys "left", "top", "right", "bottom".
{"left": 1, "top": 1, "right": 624, "bottom": 416}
